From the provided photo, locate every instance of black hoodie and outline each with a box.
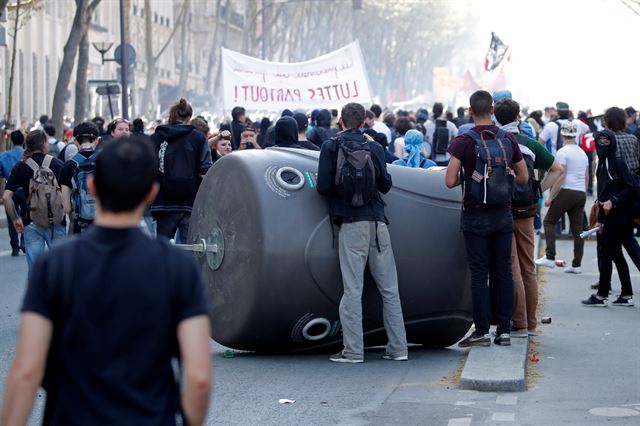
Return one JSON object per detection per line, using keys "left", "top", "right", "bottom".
{"left": 150, "top": 123, "right": 213, "bottom": 214}
{"left": 274, "top": 117, "right": 302, "bottom": 148}
{"left": 308, "top": 109, "right": 337, "bottom": 148}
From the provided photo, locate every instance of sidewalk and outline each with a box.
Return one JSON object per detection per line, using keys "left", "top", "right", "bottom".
{"left": 459, "top": 226, "right": 640, "bottom": 394}
{"left": 0, "top": 204, "right": 5, "bottom": 229}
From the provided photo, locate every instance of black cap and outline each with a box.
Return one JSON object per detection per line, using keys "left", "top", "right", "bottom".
{"left": 625, "top": 106, "right": 637, "bottom": 116}
{"left": 292, "top": 112, "right": 308, "bottom": 131}
{"left": 73, "top": 121, "right": 100, "bottom": 140}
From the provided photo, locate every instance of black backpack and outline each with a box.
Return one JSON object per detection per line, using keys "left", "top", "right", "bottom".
{"left": 432, "top": 119, "right": 450, "bottom": 155}
{"left": 464, "top": 129, "right": 514, "bottom": 205}
{"left": 334, "top": 136, "right": 377, "bottom": 207}
{"left": 158, "top": 139, "right": 197, "bottom": 199}
{"left": 511, "top": 134, "right": 541, "bottom": 218}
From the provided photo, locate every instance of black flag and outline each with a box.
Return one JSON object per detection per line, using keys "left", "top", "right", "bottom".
{"left": 485, "top": 32, "right": 509, "bottom": 72}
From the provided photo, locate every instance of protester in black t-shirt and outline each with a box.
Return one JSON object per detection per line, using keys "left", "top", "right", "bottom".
{"left": 2, "top": 130, "right": 66, "bottom": 272}
{"left": 1, "top": 136, "right": 212, "bottom": 425}
{"left": 60, "top": 121, "right": 101, "bottom": 234}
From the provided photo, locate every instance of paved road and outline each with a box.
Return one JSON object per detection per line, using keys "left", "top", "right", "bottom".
{"left": 0, "top": 230, "right": 638, "bottom": 425}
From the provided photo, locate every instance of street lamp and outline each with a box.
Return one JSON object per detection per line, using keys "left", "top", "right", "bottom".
{"left": 92, "top": 42, "right": 115, "bottom": 64}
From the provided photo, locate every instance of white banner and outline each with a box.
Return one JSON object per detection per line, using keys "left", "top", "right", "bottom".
{"left": 221, "top": 41, "right": 372, "bottom": 111}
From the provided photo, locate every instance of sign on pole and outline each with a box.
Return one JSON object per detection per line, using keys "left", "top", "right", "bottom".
{"left": 222, "top": 41, "right": 372, "bottom": 111}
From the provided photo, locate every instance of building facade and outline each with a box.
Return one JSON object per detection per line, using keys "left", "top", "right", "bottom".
{"left": 0, "top": 0, "right": 245, "bottom": 129}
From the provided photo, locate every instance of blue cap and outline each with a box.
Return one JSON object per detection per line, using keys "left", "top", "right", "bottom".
{"left": 492, "top": 90, "right": 512, "bottom": 102}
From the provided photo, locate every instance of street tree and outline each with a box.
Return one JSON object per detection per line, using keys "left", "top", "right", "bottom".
{"left": 51, "top": 0, "right": 100, "bottom": 140}
{"left": 138, "top": 0, "right": 187, "bottom": 118}
{"left": 3, "top": 0, "right": 41, "bottom": 149}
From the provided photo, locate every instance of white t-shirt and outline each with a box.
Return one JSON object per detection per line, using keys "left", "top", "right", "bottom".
{"left": 372, "top": 121, "right": 392, "bottom": 145}
{"left": 425, "top": 118, "right": 458, "bottom": 162}
{"left": 555, "top": 144, "right": 588, "bottom": 192}
{"left": 539, "top": 119, "right": 589, "bottom": 154}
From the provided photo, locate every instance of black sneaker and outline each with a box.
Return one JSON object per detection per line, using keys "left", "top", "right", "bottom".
{"left": 612, "top": 296, "right": 634, "bottom": 307}
{"left": 581, "top": 294, "right": 607, "bottom": 307}
{"left": 494, "top": 333, "right": 511, "bottom": 346}
{"left": 11, "top": 248, "right": 20, "bottom": 257}
{"left": 458, "top": 333, "right": 491, "bottom": 348}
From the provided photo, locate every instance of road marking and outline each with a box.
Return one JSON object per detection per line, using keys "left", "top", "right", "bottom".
{"left": 496, "top": 395, "right": 518, "bottom": 405}
{"left": 589, "top": 407, "right": 640, "bottom": 417}
{"left": 0, "top": 250, "right": 12, "bottom": 257}
{"left": 454, "top": 401, "right": 476, "bottom": 406}
{"left": 621, "top": 403, "right": 640, "bottom": 407}
{"left": 492, "top": 412, "right": 515, "bottom": 422}
{"left": 447, "top": 418, "right": 471, "bottom": 426}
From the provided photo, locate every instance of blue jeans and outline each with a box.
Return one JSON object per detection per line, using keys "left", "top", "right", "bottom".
{"left": 154, "top": 212, "right": 190, "bottom": 243}
{"left": 24, "top": 223, "right": 67, "bottom": 273}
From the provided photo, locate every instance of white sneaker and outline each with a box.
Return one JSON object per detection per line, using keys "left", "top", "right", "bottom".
{"left": 564, "top": 266, "right": 582, "bottom": 274}
{"left": 535, "top": 256, "right": 556, "bottom": 268}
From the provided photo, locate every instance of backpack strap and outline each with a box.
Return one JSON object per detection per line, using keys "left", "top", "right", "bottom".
{"left": 25, "top": 157, "right": 40, "bottom": 174}
{"left": 70, "top": 152, "right": 85, "bottom": 167}
{"left": 42, "top": 155, "right": 53, "bottom": 170}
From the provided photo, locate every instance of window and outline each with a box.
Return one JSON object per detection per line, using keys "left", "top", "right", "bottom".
{"left": 19, "top": 50, "right": 24, "bottom": 119}
{"left": 166, "top": 18, "right": 170, "bottom": 27}
{"left": 154, "top": 12, "right": 158, "bottom": 23}
{"left": 32, "top": 53, "right": 38, "bottom": 117}
{"left": 45, "top": 56, "right": 51, "bottom": 112}
{"left": 133, "top": 5, "right": 138, "bottom": 15}
{"left": 160, "top": 16, "right": 164, "bottom": 25}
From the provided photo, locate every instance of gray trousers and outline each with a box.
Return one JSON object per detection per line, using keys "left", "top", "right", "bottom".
{"left": 338, "top": 221, "right": 408, "bottom": 358}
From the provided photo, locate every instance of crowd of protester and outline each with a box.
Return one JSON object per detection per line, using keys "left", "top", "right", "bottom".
{"left": 0, "top": 90, "right": 639, "bottom": 422}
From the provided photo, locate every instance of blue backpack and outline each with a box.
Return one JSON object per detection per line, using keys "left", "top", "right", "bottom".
{"left": 465, "top": 129, "right": 514, "bottom": 205}
{"left": 71, "top": 152, "right": 98, "bottom": 228}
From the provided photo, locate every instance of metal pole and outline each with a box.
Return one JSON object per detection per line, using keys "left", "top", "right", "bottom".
{"left": 119, "top": 0, "right": 129, "bottom": 119}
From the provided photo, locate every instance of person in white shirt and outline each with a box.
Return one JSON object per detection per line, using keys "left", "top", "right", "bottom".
{"left": 370, "top": 104, "right": 392, "bottom": 144}
{"left": 538, "top": 102, "right": 589, "bottom": 154}
{"left": 536, "top": 121, "right": 589, "bottom": 273}
{"left": 425, "top": 103, "right": 458, "bottom": 165}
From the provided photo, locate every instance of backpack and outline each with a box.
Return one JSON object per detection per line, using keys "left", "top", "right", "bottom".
{"left": 464, "top": 129, "right": 514, "bottom": 205}
{"left": 511, "top": 134, "right": 541, "bottom": 218}
{"left": 432, "top": 119, "right": 450, "bottom": 156}
{"left": 48, "top": 140, "right": 61, "bottom": 157}
{"left": 25, "top": 155, "right": 64, "bottom": 235}
{"left": 70, "top": 152, "right": 98, "bottom": 228}
{"left": 334, "top": 136, "right": 377, "bottom": 207}
{"left": 158, "top": 138, "right": 197, "bottom": 199}
{"left": 555, "top": 120, "right": 567, "bottom": 151}
{"left": 58, "top": 143, "right": 71, "bottom": 162}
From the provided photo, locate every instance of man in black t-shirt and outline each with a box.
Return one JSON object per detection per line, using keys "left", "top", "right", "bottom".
{"left": 60, "top": 121, "right": 100, "bottom": 234}
{"left": 2, "top": 130, "right": 66, "bottom": 272}
{"left": 1, "top": 137, "right": 212, "bottom": 426}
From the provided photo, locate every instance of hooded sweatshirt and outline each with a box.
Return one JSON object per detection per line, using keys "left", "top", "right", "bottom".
{"left": 151, "top": 123, "right": 213, "bottom": 214}
{"left": 274, "top": 117, "right": 302, "bottom": 149}
{"left": 595, "top": 129, "right": 636, "bottom": 222}
{"left": 308, "top": 109, "right": 337, "bottom": 148}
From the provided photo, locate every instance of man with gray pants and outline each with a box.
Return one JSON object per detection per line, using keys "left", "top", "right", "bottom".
{"left": 317, "top": 103, "right": 408, "bottom": 363}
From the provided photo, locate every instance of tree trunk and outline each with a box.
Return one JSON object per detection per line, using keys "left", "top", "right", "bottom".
{"left": 204, "top": 0, "right": 222, "bottom": 98}
{"left": 74, "top": 29, "right": 89, "bottom": 125}
{"left": 177, "top": 0, "right": 190, "bottom": 99}
{"left": 139, "top": 0, "right": 155, "bottom": 118}
{"left": 5, "top": 0, "right": 20, "bottom": 142}
{"left": 52, "top": 0, "right": 89, "bottom": 140}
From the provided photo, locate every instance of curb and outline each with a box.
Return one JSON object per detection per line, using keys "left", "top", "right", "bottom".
{"left": 457, "top": 231, "right": 543, "bottom": 393}
{"left": 459, "top": 337, "right": 529, "bottom": 392}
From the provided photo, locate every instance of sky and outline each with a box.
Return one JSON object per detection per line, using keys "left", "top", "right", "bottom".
{"left": 467, "top": 0, "right": 637, "bottom": 114}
